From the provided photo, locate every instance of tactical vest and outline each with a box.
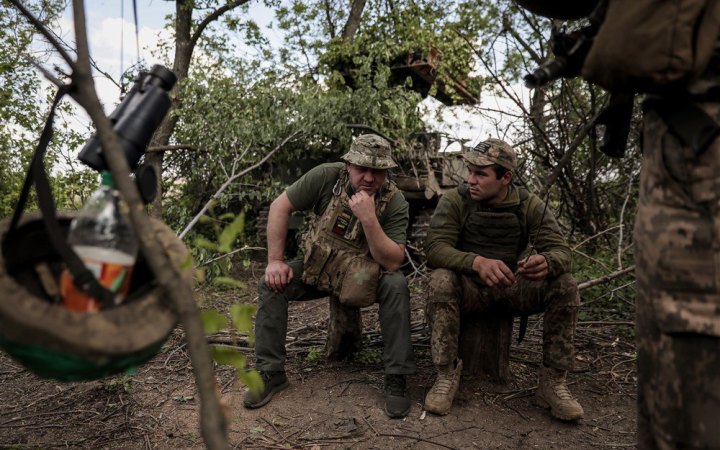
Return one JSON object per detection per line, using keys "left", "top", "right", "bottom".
{"left": 457, "top": 184, "right": 530, "bottom": 272}
{"left": 301, "top": 167, "right": 398, "bottom": 307}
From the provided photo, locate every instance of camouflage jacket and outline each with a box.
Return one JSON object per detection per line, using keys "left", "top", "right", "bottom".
{"left": 425, "top": 184, "right": 572, "bottom": 279}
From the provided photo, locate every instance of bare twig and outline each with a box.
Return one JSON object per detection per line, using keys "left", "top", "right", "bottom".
{"left": 178, "top": 131, "right": 302, "bottom": 239}
{"left": 617, "top": 170, "right": 635, "bottom": 269}
{"left": 578, "top": 266, "right": 635, "bottom": 291}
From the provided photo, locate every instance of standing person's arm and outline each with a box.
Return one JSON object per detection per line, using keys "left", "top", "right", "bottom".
{"left": 264, "top": 192, "right": 296, "bottom": 292}
{"left": 349, "top": 191, "right": 405, "bottom": 271}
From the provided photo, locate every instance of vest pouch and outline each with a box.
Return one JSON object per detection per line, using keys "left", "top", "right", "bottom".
{"left": 338, "top": 255, "right": 379, "bottom": 307}
{"left": 582, "top": 0, "right": 720, "bottom": 92}
{"left": 301, "top": 242, "right": 334, "bottom": 290}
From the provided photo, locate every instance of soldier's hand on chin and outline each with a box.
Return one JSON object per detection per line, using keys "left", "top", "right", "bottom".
{"left": 348, "top": 190, "right": 376, "bottom": 223}
{"left": 517, "top": 254, "right": 549, "bottom": 281}
{"left": 472, "top": 255, "right": 515, "bottom": 288}
{"left": 265, "top": 260, "right": 293, "bottom": 292}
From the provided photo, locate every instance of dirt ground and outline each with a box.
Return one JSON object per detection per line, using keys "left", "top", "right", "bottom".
{"left": 0, "top": 264, "right": 637, "bottom": 449}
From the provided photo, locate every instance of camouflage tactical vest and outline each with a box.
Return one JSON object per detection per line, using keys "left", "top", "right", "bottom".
{"left": 301, "top": 167, "right": 398, "bottom": 307}
{"left": 457, "top": 184, "right": 530, "bottom": 272}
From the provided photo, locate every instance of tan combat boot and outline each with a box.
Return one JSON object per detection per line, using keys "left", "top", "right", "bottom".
{"left": 535, "top": 366, "right": 584, "bottom": 421}
{"left": 424, "top": 359, "right": 463, "bottom": 415}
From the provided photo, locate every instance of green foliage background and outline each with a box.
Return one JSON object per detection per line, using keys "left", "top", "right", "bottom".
{"left": 1, "top": 0, "right": 638, "bottom": 316}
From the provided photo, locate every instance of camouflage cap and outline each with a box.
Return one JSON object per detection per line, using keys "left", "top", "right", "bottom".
{"left": 341, "top": 134, "right": 398, "bottom": 170}
{"left": 462, "top": 138, "right": 518, "bottom": 171}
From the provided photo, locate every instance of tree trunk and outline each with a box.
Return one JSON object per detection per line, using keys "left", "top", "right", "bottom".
{"left": 145, "top": 0, "right": 192, "bottom": 219}
{"left": 340, "top": 0, "right": 367, "bottom": 42}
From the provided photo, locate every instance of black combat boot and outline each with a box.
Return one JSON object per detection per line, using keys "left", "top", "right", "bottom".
{"left": 384, "top": 374, "right": 411, "bottom": 418}
{"left": 243, "top": 371, "right": 289, "bottom": 409}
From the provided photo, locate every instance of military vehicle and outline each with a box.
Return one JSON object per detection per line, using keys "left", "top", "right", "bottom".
{"left": 393, "top": 131, "right": 468, "bottom": 259}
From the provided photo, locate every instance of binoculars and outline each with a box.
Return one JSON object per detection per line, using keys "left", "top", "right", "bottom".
{"left": 78, "top": 64, "right": 177, "bottom": 172}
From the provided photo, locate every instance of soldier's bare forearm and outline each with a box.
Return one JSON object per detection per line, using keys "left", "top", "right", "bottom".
{"left": 266, "top": 192, "right": 295, "bottom": 262}
{"left": 361, "top": 217, "right": 404, "bottom": 271}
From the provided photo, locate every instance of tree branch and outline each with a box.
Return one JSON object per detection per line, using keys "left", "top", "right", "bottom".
{"left": 578, "top": 265, "right": 635, "bottom": 291}
{"left": 190, "top": 0, "right": 251, "bottom": 49}
{"left": 340, "top": 0, "right": 367, "bottom": 42}
{"left": 7, "top": 0, "right": 77, "bottom": 70}
{"left": 179, "top": 131, "right": 303, "bottom": 239}
{"left": 146, "top": 144, "right": 207, "bottom": 153}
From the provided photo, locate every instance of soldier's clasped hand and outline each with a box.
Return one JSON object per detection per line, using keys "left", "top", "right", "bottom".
{"left": 472, "top": 255, "right": 515, "bottom": 288}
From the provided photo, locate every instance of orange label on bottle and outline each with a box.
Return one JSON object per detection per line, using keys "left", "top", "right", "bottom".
{"left": 60, "top": 261, "right": 134, "bottom": 313}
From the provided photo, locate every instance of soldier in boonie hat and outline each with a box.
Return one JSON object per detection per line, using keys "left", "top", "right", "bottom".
{"left": 462, "top": 138, "right": 518, "bottom": 171}
{"left": 341, "top": 134, "right": 398, "bottom": 170}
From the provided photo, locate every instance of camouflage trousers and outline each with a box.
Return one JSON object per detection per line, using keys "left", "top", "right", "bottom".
{"left": 254, "top": 260, "right": 416, "bottom": 375}
{"left": 635, "top": 102, "right": 720, "bottom": 449}
{"left": 425, "top": 268, "right": 579, "bottom": 371}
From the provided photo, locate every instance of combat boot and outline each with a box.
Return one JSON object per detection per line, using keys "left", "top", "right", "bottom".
{"left": 243, "top": 370, "right": 289, "bottom": 409}
{"left": 424, "top": 358, "right": 462, "bottom": 415}
{"left": 535, "top": 365, "right": 584, "bottom": 421}
{"left": 384, "top": 374, "right": 411, "bottom": 418}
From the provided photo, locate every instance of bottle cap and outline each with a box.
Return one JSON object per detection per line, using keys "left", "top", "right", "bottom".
{"left": 100, "top": 171, "right": 116, "bottom": 188}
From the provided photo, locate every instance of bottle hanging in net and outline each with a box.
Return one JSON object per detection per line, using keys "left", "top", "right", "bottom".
{"left": 60, "top": 171, "right": 139, "bottom": 312}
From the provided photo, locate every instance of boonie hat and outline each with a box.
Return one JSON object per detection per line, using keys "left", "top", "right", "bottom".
{"left": 462, "top": 138, "right": 518, "bottom": 171}
{"left": 341, "top": 134, "right": 398, "bottom": 170}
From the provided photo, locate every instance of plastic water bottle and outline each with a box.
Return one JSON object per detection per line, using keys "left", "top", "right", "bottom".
{"left": 60, "top": 171, "right": 139, "bottom": 312}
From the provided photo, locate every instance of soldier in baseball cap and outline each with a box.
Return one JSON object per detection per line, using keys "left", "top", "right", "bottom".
{"left": 341, "top": 134, "right": 398, "bottom": 170}
{"left": 462, "top": 138, "right": 518, "bottom": 171}
{"left": 423, "top": 136, "right": 584, "bottom": 421}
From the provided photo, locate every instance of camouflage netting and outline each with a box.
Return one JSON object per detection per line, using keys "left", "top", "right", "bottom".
{"left": 0, "top": 212, "right": 190, "bottom": 381}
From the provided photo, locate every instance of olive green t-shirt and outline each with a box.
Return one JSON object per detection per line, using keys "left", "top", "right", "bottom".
{"left": 285, "top": 162, "right": 409, "bottom": 244}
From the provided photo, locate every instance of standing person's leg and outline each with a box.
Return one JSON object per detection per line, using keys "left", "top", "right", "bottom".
{"left": 376, "top": 270, "right": 415, "bottom": 418}
{"left": 245, "top": 260, "right": 327, "bottom": 408}
{"left": 424, "top": 269, "right": 464, "bottom": 415}
{"left": 635, "top": 104, "right": 720, "bottom": 449}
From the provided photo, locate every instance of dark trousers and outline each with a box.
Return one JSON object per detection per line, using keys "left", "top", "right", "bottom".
{"left": 254, "top": 260, "right": 415, "bottom": 375}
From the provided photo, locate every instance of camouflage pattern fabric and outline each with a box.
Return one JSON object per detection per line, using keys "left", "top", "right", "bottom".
{"left": 341, "top": 134, "right": 398, "bottom": 169}
{"left": 635, "top": 101, "right": 720, "bottom": 449}
{"left": 300, "top": 166, "right": 398, "bottom": 306}
{"left": 462, "top": 138, "right": 518, "bottom": 170}
{"left": 425, "top": 268, "right": 579, "bottom": 370}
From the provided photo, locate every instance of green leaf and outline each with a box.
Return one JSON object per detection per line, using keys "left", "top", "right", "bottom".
{"left": 201, "top": 310, "right": 228, "bottom": 334}
{"left": 194, "top": 238, "right": 218, "bottom": 251}
{"left": 218, "top": 212, "right": 245, "bottom": 253}
{"left": 211, "top": 346, "right": 246, "bottom": 370}
{"left": 194, "top": 268, "right": 207, "bottom": 284}
{"left": 239, "top": 368, "right": 264, "bottom": 394}
{"left": 212, "top": 277, "right": 247, "bottom": 289}
{"left": 180, "top": 253, "right": 193, "bottom": 271}
{"left": 230, "top": 303, "right": 256, "bottom": 334}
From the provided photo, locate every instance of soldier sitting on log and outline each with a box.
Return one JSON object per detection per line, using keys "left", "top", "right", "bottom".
{"left": 244, "top": 134, "right": 416, "bottom": 419}
{"left": 423, "top": 138, "right": 583, "bottom": 421}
